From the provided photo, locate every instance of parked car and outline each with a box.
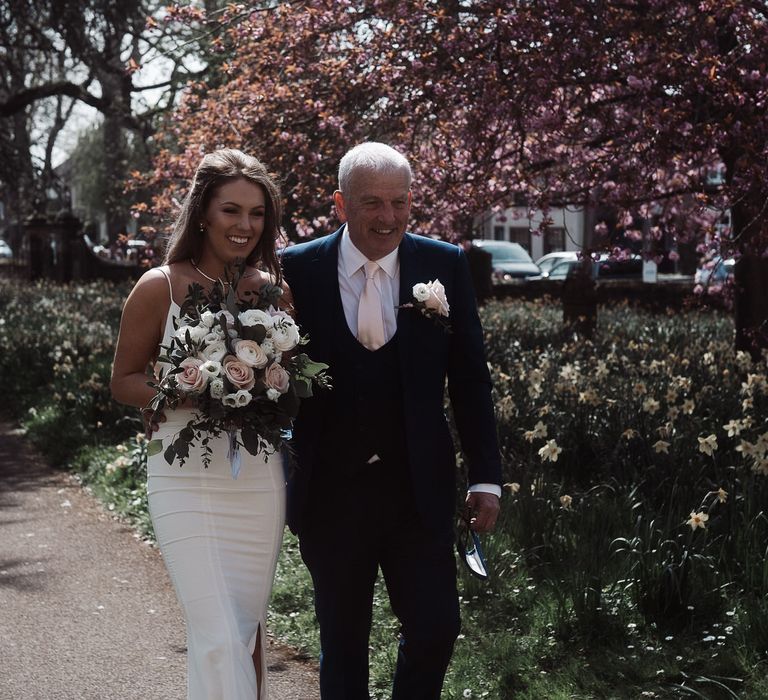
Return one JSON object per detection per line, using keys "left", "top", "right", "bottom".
{"left": 694, "top": 256, "right": 735, "bottom": 287}
{"left": 0, "top": 239, "right": 12, "bottom": 259}
{"left": 528, "top": 252, "right": 643, "bottom": 283}
{"left": 471, "top": 240, "right": 540, "bottom": 286}
{"left": 534, "top": 251, "right": 578, "bottom": 277}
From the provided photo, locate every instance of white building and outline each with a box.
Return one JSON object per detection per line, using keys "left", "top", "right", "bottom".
{"left": 474, "top": 205, "right": 588, "bottom": 262}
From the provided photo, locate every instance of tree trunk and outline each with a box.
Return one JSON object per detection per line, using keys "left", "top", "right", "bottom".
{"left": 731, "top": 201, "right": 768, "bottom": 360}
{"left": 734, "top": 254, "right": 768, "bottom": 360}
{"left": 101, "top": 110, "right": 127, "bottom": 241}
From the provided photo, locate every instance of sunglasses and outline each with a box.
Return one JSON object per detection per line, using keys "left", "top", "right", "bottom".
{"left": 456, "top": 513, "right": 488, "bottom": 580}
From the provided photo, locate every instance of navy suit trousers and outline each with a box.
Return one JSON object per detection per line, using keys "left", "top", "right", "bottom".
{"left": 298, "top": 455, "right": 461, "bottom": 700}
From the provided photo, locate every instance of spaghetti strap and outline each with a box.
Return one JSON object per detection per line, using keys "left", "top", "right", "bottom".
{"left": 157, "top": 266, "right": 174, "bottom": 306}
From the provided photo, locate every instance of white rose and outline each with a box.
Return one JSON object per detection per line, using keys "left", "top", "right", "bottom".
{"left": 424, "top": 279, "right": 450, "bottom": 316}
{"left": 199, "top": 360, "right": 222, "bottom": 380}
{"left": 200, "top": 339, "right": 228, "bottom": 362}
{"left": 216, "top": 309, "right": 236, "bottom": 328}
{"left": 239, "top": 309, "right": 273, "bottom": 328}
{"left": 202, "top": 331, "right": 224, "bottom": 345}
{"left": 269, "top": 306, "right": 291, "bottom": 321}
{"left": 266, "top": 388, "right": 281, "bottom": 402}
{"left": 222, "top": 389, "right": 253, "bottom": 408}
{"left": 209, "top": 378, "right": 226, "bottom": 399}
{"left": 233, "top": 339, "right": 269, "bottom": 369}
{"left": 270, "top": 317, "right": 300, "bottom": 352}
{"left": 175, "top": 324, "right": 208, "bottom": 343}
{"left": 260, "top": 338, "right": 276, "bottom": 358}
{"left": 412, "top": 282, "right": 430, "bottom": 302}
{"left": 200, "top": 310, "right": 216, "bottom": 328}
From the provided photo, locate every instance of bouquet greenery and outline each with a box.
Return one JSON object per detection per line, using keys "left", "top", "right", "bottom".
{"left": 146, "top": 264, "right": 329, "bottom": 475}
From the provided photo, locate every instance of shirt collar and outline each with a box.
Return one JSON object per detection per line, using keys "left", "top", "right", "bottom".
{"left": 339, "top": 225, "right": 399, "bottom": 279}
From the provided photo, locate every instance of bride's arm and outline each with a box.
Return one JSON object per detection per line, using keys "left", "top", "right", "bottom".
{"left": 110, "top": 269, "right": 169, "bottom": 410}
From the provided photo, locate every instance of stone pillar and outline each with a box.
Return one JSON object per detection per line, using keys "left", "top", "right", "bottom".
{"left": 22, "top": 210, "right": 81, "bottom": 282}
{"left": 562, "top": 262, "right": 598, "bottom": 338}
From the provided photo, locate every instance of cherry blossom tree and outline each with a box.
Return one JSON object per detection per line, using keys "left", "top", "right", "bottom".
{"left": 144, "top": 1, "right": 768, "bottom": 354}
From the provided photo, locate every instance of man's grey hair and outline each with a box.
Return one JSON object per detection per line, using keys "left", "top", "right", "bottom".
{"left": 338, "top": 142, "right": 413, "bottom": 194}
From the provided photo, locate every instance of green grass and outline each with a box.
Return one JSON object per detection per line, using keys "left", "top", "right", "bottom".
{"left": 3, "top": 278, "right": 768, "bottom": 699}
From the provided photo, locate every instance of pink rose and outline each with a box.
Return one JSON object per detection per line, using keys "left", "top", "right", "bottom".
{"left": 223, "top": 355, "right": 255, "bottom": 391}
{"left": 176, "top": 357, "right": 208, "bottom": 393}
{"left": 263, "top": 362, "right": 290, "bottom": 394}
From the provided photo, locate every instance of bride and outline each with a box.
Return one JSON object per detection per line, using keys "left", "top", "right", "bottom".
{"left": 111, "top": 149, "right": 288, "bottom": 699}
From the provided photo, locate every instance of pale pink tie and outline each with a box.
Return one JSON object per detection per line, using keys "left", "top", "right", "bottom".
{"left": 357, "top": 260, "right": 386, "bottom": 350}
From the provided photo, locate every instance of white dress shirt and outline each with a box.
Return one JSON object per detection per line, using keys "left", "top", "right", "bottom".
{"left": 337, "top": 227, "right": 501, "bottom": 499}
{"left": 338, "top": 226, "right": 400, "bottom": 342}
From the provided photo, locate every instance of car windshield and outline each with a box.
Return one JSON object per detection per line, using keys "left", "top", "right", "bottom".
{"left": 538, "top": 257, "right": 563, "bottom": 273}
{"left": 479, "top": 243, "right": 531, "bottom": 262}
{"left": 548, "top": 260, "right": 577, "bottom": 279}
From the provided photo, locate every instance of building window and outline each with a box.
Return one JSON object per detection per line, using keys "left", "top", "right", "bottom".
{"left": 493, "top": 225, "right": 506, "bottom": 241}
{"left": 544, "top": 227, "right": 565, "bottom": 254}
{"left": 508, "top": 227, "right": 531, "bottom": 253}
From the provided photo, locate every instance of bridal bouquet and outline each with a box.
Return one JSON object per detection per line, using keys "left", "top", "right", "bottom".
{"left": 146, "top": 265, "right": 329, "bottom": 476}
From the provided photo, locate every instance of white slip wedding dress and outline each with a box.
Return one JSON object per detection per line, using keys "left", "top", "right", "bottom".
{"left": 147, "top": 269, "right": 286, "bottom": 699}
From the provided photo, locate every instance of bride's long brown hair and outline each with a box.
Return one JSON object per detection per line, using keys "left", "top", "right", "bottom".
{"left": 163, "top": 149, "right": 283, "bottom": 284}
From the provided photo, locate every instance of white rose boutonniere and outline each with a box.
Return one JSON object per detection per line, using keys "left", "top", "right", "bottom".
{"left": 398, "top": 279, "right": 451, "bottom": 330}
{"left": 421, "top": 279, "right": 449, "bottom": 316}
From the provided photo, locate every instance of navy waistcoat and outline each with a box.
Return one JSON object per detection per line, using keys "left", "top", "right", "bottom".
{"left": 315, "top": 300, "right": 408, "bottom": 472}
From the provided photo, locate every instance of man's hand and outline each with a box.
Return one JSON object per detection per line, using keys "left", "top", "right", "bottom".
{"left": 464, "top": 491, "right": 500, "bottom": 534}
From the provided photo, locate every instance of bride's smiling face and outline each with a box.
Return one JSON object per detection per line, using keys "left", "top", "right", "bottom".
{"left": 201, "top": 177, "right": 267, "bottom": 264}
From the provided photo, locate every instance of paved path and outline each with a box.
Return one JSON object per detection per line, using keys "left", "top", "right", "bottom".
{"left": 0, "top": 420, "right": 319, "bottom": 700}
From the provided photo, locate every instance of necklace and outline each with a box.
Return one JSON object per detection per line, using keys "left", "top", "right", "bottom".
{"left": 191, "top": 259, "right": 229, "bottom": 286}
{"left": 190, "top": 259, "right": 260, "bottom": 285}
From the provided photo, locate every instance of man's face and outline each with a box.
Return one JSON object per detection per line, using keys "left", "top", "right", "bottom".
{"left": 333, "top": 169, "right": 411, "bottom": 261}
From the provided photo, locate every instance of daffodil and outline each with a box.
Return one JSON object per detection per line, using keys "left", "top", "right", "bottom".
{"left": 736, "top": 440, "right": 760, "bottom": 459}
{"left": 538, "top": 439, "right": 562, "bottom": 463}
{"left": 653, "top": 440, "right": 670, "bottom": 454}
{"left": 667, "top": 406, "right": 680, "bottom": 421}
{"left": 717, "top": 488, "right": 728, "bottom": 503}
{"left": 642, "top": 398, "right": 661, "bottom": 415}
{"left": 524, "top": 421, "right": 548, "bottom": 442}
{"left": 686, "top": 511, "right": 709, "bottom": 530}
{"left": 698, "top": 434, "right": 718, "bottom": 456}
{"left": 559, "top": 494, "right": 573, "bottom": 510}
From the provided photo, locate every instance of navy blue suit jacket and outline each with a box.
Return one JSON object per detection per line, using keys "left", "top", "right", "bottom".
{"left": 281, "top": 228, "right": 502, "bottom": 536}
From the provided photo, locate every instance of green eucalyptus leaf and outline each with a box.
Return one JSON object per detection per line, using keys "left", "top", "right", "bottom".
{"left": 163, "top": 442, "right": 177, "bottom": 465}
{"left": 147, "top": 439, "right": 163, "bottom": 457}
{"left": 173, "top": 436, "right": 190, "bottom": 461}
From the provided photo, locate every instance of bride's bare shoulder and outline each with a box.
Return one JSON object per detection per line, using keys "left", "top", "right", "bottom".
{"left": 128, "top": 267, "right": 169, "bottom": 301}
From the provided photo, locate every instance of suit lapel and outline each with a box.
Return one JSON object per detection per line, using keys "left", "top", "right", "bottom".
{"left": 307, "top": 229, "right": 342, "bottom": 361}
{"left": 396, "top": 234, "right": 419, "bottom": 368}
